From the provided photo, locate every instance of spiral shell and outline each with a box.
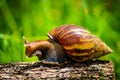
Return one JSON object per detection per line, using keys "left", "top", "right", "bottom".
{"left": 47, "top": 24, "right": 112, "bottom": 62}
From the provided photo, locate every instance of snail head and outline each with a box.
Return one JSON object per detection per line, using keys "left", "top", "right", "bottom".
{"left": 23, "top": 36, "right": 42, "bottom": 58}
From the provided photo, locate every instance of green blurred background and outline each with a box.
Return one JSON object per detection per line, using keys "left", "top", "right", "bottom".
{"left": 0, "top": 0, "right": 120, "bottom": 79}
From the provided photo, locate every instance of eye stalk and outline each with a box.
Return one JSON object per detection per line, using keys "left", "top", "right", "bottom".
{"left": 23, "top": 36, "right": 29, "bottom": 44}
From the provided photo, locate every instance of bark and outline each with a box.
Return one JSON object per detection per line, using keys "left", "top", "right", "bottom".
{"left": 0, "top": 60, "right": 115, "bottom": 80}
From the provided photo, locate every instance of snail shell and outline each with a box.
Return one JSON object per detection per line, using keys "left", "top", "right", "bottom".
{"left": 47, "top": 24, "right": 112, "bottom": 62}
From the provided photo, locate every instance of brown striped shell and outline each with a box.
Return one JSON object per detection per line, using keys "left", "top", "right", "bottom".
{"left": 47, "top": 24, "right": 112, "bottom": 62}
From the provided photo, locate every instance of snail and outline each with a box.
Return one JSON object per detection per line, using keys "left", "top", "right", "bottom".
{"left": 23, "top": 24, "right": 112, "bottom": 65}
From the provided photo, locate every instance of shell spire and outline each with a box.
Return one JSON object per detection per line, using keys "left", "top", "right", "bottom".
{"left": 93, "top": 36, "right": 112, "bottom": 58}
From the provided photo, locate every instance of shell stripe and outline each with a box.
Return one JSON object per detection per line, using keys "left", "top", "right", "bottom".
{"left": 58, "top": 28, "right": 91, "bottom": 40}
{"left": 68, "top": 49, "right": 94, "bottom": 56}
{"left": 68, "top": 50, "right": 95, "bottom": 62}
{"left": 70, "top": 56, "right": 89, "bottom": 62}
{"left": 55, "top": 25, "right": 69, "bottom": 38}
{"left": 67, "top": 51, "right": 89, "bottom": 56}
{"left": 60, "top": 32, "right": 92, "bottom": 42}
{"left": 63, "top": 42, "right": 94, "bottom": 50}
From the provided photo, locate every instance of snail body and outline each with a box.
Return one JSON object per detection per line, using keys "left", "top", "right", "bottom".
{"left": 24, "top": 38, "right": 68, "bottom": 65}
{"left": 24, "top": 24, "right": 112, "bottom": 65}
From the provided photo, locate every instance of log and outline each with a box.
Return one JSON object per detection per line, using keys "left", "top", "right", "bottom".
{"left": 0, "top": 60, "right": 115, "bottom": 80}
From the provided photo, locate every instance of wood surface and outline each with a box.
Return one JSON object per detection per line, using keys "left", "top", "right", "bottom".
{"left": 0, "top": 60, "right": 115, "bottom": 80}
